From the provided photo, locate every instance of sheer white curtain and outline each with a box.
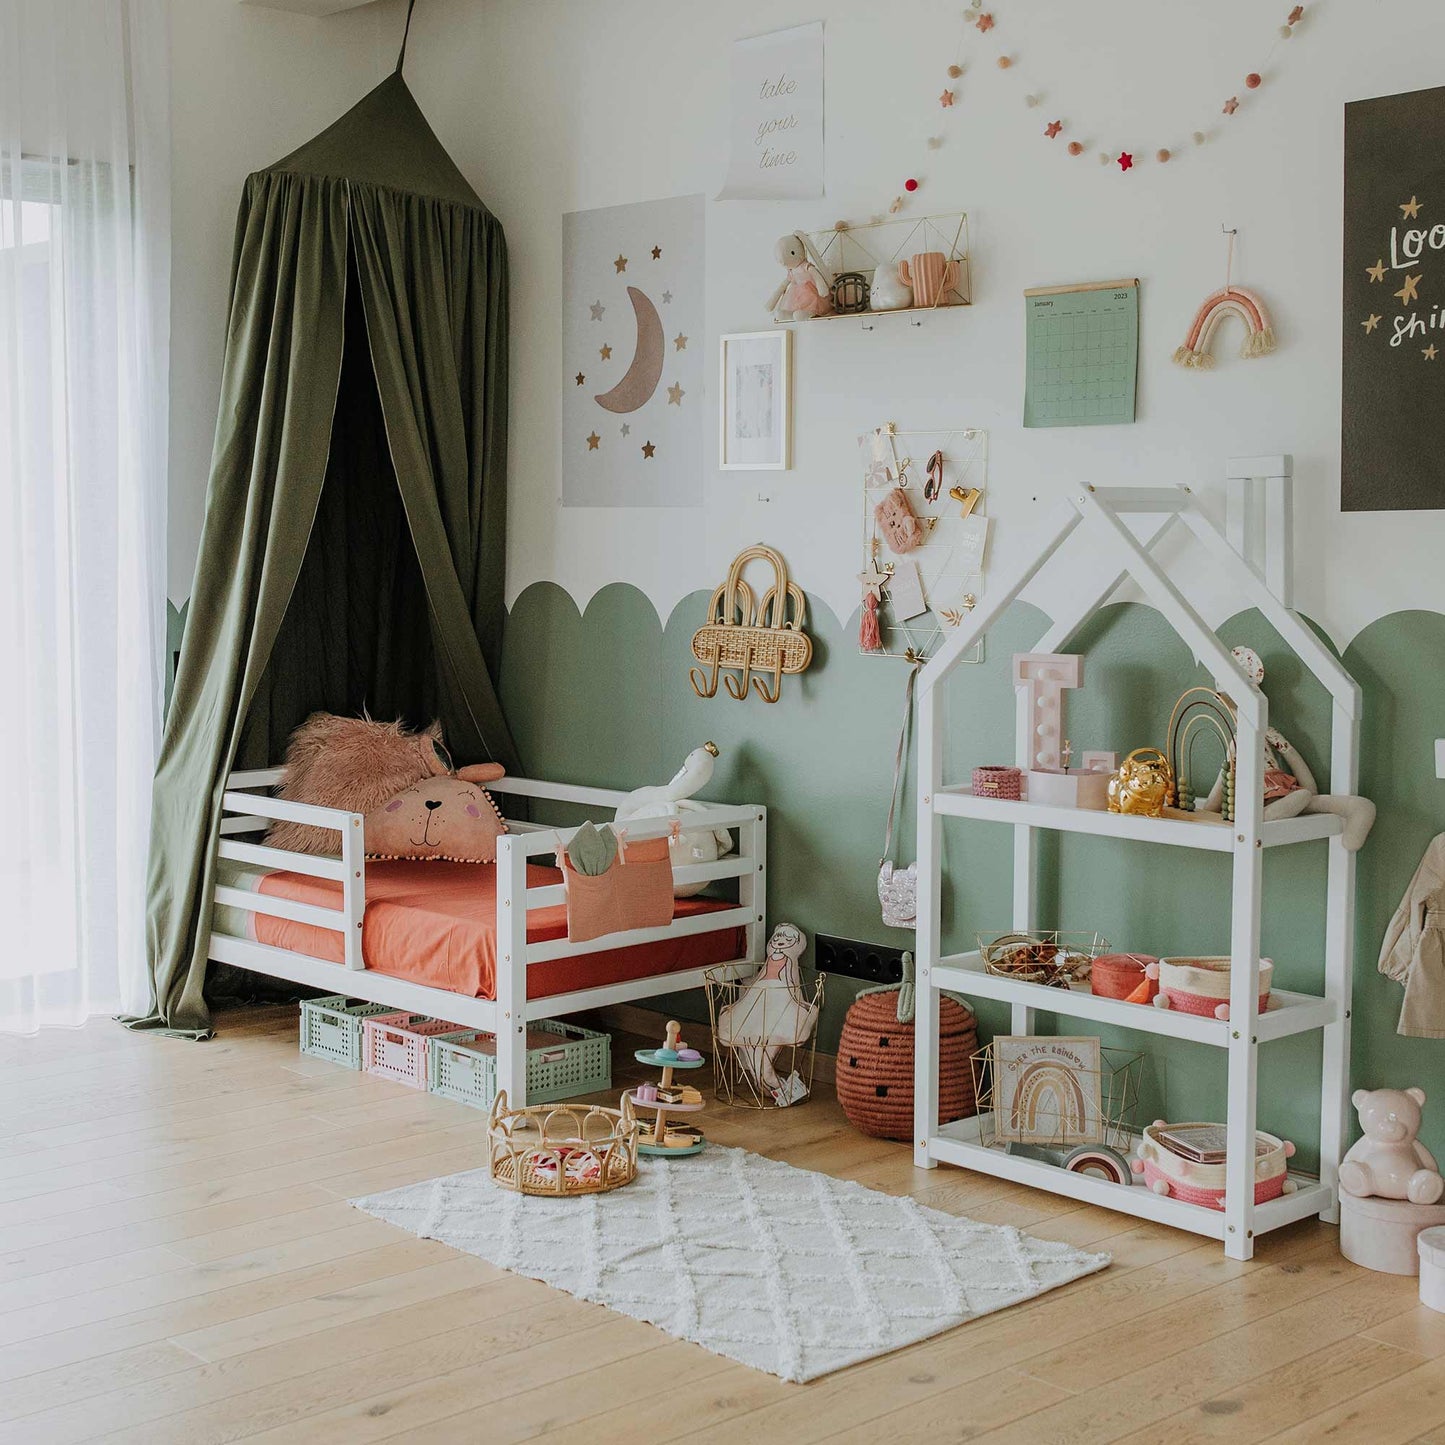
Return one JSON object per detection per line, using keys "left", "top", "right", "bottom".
{"left": 0, "top": 0, "right": 170, "bottom": 1030}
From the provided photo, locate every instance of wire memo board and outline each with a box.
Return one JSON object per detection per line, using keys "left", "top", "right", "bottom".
{"left": 859, "top": 426, "right": 988, "bottom": 664}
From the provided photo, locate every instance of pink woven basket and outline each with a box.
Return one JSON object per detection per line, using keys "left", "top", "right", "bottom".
{"left": 972, "top": 765, "right": 1023, "bottom": 801}
{"left": 1155, "top": 956, "right": 1273, "bottom": 1021}
{"left": 1132, "top": 1121, "right": 1293, "bottom": 1211}
{"left": 362, "top": 1013, "right": 469, "bottom": 1089}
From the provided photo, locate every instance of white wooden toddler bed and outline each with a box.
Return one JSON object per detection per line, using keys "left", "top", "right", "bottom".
{"left": 207, "top": 769, "right": 766, "bottom": 1103}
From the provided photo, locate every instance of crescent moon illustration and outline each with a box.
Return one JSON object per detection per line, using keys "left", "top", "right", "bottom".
{"left": 594, "top": 286, "right": 664, "bottom": 414}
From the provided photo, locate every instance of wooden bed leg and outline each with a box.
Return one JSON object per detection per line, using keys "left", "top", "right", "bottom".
{"left": 496, "top": 835, "right": 530, "bottom": 1107}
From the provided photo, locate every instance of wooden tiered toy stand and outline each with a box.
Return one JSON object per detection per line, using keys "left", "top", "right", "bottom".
{"left": 625, "top": 1020, "right": 707, "bottom": 1157}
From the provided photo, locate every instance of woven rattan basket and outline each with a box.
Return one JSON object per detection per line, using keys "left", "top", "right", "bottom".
{"left": 486, "top": 1091, "right": 639, "bottom": 1197}
{"left": 836, "top": 989, "right": 978, "bottom": 1140}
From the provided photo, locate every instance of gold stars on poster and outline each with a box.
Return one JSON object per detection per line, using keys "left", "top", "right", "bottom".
{"left": 614, "top": 255, "right": 628, "bottom": 273}
{"left": 1362, "top": 313, "right": 1382, "bottom": 332}
{"left": 673, "top": 333, "right": 688, "bottom": 351}
{"left": 651, "top": 245, "right": 662, "bottom": 259}
{"left": 641, "top": 440, "right": 656, "bottom": 458}
{"left": 1425, "top": 344, "right": 1439, "bottom": 361}
{"left": 586, "top": 431, "right": 600, "bottom": 450}
{"left": 1402, "top": 195, "right": 1423, "bottom": 219}
{"left": 1395, "top": 273, "right": 1421, "bottom": 306}
{"left": 599, "top": 344, "right": 612, "bottom": 360}
{"left": 666, "top": 382, "right": 684, "bottom": 406}
{"left": 575, "top": 372, "right": 586, "bottom": 385}
{"left": 1367, "top": 259, "right": 1387, "bottom": 283}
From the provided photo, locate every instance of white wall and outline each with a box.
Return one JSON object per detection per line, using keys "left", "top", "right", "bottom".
{"left": 170, "top": 0, "right": 1445, "bottom": 651}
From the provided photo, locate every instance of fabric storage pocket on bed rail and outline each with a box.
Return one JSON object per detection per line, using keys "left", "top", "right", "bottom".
{"left": 562, "top": 836, "right": 675, "bottom": 943}
{"left": 362, "top": 1013, "right": 472, "bottom": 1088}
{"left": 428, "top": 1020, "right": 612, "bottom": 1109}
{"left": 300, "top": 996, "right": 397, "bottom": 1069}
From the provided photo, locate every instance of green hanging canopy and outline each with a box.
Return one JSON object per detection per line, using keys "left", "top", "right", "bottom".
{"left": 137, "top": 66, "right": 518, "bottom": 1037}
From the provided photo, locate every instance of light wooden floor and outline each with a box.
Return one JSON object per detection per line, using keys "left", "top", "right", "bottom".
{"left": 2, "top": 1007, "right": 1443, "bottom": 1444}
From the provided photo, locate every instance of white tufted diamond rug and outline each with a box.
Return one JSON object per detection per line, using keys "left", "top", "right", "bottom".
{"left": 352, "top": 1145, "right": 1109, "bottom": 1382}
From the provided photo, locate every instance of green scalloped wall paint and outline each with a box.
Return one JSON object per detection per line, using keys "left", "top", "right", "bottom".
{"left": 499, "top": 582, "right": 1445, "bottom": 1165}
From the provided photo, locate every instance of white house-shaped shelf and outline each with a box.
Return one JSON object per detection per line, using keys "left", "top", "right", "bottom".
{"left": 909, "top": 470, "right": 1361, "bottom": 1260}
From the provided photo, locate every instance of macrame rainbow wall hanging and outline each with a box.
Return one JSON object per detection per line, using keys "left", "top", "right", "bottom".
{"left": 1173, "top": 285, "right": 1277, "bottom": 369}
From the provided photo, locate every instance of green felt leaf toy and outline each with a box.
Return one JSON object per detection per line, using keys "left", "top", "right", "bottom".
{"left": 567, "top": 821, "right": 618, "bottom": 877}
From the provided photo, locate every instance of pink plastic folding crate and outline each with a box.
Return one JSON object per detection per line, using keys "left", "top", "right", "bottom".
{"left": 361, "top": 1012, "right": 470, "bottom": 1089}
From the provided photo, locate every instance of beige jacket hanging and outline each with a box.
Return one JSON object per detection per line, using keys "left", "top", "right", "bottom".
{"left": 1378, "top": 833, "right": 1445, "bottom": 1039}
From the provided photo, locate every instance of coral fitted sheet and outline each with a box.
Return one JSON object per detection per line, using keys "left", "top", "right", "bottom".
{"left": 244, "top": 860, "right": 744, "bottom": 1001}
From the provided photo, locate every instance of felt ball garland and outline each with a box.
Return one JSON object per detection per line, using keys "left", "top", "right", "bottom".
{"left": 890, "top": 0, "right": 1311, "bottom": 200}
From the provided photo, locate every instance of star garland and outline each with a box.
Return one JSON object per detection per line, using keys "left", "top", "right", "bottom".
{"left": 892, "top": 0, "right": 1310, "bottom": 201}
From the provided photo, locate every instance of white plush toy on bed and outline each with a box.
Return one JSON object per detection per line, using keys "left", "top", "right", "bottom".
{"left": 613, "top": 743, "right": 736, "bottom": 897}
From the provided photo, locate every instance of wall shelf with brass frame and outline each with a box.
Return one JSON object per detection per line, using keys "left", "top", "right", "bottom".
{"left": 781, "top": 212, "right": 971, "bottom": 330}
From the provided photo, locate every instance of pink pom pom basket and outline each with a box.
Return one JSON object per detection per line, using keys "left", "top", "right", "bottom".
{"left": 1152, "top": 956, "right": 1272, "bottom": 1021}
{"left": 1132, "top": 1121, "right": 1294, "bottom": 1210}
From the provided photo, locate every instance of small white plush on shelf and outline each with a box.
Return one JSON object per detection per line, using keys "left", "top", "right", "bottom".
{"left": 766, "top": 233, "right": 834, "bottom": 321}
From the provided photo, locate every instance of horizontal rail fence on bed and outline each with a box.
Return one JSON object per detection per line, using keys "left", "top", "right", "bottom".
{"left": 208, "top": 769, "right": 765, "bottom": 1101}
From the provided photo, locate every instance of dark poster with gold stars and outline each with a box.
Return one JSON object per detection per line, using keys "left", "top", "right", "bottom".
{"left": 1343, "top": 85, "right": 1445, "bottom": 511}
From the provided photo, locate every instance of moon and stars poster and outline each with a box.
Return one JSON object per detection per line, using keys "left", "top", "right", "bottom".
{"left": 1342, "top": 84, "right": 1445, "bottom": 511}
{"left": 562, "top": 194, "right": 704, "bottom": 507}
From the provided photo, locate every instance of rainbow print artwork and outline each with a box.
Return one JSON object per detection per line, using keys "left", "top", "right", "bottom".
{"left": 994, "top": 1036, "right": 1104, "bottom": 1147}
{"left": 1173, "top": 286, "right": 1277, "bottom": 369}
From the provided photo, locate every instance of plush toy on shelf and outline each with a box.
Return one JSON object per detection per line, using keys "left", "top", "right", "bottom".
{"left": 613, "top": 743, "right": 735, "bottom": 897}
{"left": 766, "top": 232, "right": 834, "bottom": 322}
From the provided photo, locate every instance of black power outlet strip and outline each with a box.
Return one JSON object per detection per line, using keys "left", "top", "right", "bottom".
{"left": 814, "top": 933, "right": 907, "bottom": 985}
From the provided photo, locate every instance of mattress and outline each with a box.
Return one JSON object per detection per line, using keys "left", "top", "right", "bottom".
{"left": 214, "top": 858, "right": 744, "bottom": 1002}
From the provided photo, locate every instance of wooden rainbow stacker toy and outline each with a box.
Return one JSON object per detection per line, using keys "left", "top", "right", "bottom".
{"left": 625, "top": 1020, "right": 707, "bottom": 1157}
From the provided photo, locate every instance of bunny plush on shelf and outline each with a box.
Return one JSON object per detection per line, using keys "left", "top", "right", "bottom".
{"left": 766, "top": 232, "right": 834, "bottom": 321}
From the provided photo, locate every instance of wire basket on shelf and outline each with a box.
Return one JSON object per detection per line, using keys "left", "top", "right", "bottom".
{"left": 978, "top": 930, "right": 1108, "bottom": 988}
{"left": 969, "top": 1041, "right": 1146, "bottom": 1154}
{"left": 705, "top": 965, "right": 824, "bottom": 1109}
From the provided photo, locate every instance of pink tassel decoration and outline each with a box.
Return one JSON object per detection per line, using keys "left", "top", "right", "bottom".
{"left": 860, "top": 593, "right": 882, "bottom": 652}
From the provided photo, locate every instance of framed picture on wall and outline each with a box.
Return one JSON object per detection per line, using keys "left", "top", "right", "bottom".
{"left": 719, "top": 329, "right": 791, "bottom": 470}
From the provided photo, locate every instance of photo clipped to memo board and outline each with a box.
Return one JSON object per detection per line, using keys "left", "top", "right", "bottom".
{"left": 859, "top": 425, "right": 988, "bottom": 665}
{"left": 1024, "top": 279, "right": 1139, "bottom": 428}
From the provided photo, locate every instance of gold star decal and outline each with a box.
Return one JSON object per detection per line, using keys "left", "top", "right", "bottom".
{"left": 1401, "top": 196, "right": 1423, "bottom": 219}
{"left": 586, "top": 432, "right": 600, "bottom": 450}
{"left": 1362, "top": 313, "right": 1382, "bottom": 332}
{"left": 939, "top": 88, "right": 955, "bottom": 108}
{"left": 1425, "top": 344, "right": 1439, "bottom": 361}
{"left": 614, "top": 255, "right": 628, "bottom": 273}
{"left": 575, "top": 372, "right": 585, "bottom": 385}
{"left": 674, "top": 333, "right": 688, "bottom": 351}
{"left": 667, "top": 382, "right": 684, "bottom": 406}
{"left": 651, "top": 245, "right": 662, "bottom": 260}
{"left": 1395, "top": 273, "right": 1421, "bottom": 305}
{"left": 1366, "top": 260, "right": 1387, "bottom": 283}
{"left": 641, "top": 440, "right": 656, "bottom": 458}
{"left": 599, "top": 344, "right": 612, "bottom": 360}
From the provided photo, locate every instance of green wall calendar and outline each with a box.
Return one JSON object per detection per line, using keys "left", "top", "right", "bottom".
{"left": 1024, "top": 278, "right": 1139, "bottom": 428}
